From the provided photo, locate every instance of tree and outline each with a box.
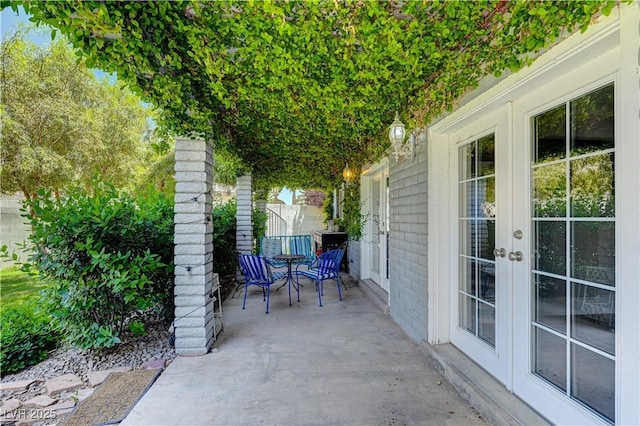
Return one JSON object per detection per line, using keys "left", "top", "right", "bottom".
{"left": 0, "top": 30, "right": 153, "bottom": 200}
{"left": 296, "top": 189, "right": 325, "bottom": 207}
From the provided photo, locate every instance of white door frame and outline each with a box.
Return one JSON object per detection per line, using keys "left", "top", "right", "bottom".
{"left": 446, "top": 106, "right": 513, "bottom": 386}
{"left": 361, "top": 159, "right": 390, "bottom": 295}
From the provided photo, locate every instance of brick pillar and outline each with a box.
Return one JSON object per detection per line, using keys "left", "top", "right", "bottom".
{"left": 173, "top": 137, "right": 216, "bottom": 356}
{"left": 236, "top": 175, "right": 253, "bottom": 279}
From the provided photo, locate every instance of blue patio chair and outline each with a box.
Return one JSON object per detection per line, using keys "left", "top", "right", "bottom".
{"left": 239, "top": 254, "right": 287, "bottom": 314}
{"left": 296, "top": 248, "right": 344, "bottom": 307}
{"left": 260, "top": 237, "right": 287, "bottom": 269}
{"left": 289, "top": 235, "right": 315, "bottom": 269}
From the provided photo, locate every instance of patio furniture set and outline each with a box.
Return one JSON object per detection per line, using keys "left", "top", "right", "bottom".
{"left": 238, "top": 234, "right": 347, "bottom": 313}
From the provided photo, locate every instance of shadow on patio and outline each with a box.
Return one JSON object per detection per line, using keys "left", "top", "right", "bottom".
{"left": 121, "top": 275, "right": 487, "bottom": 426}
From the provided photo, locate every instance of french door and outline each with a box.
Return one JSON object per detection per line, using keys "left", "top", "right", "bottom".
{"left": 511, "top": 83, "right": 617, "bottom": 425}
{"left": 451, "top": 84, "right": 619, "bottom": 424}
{"left": 369, "top": 170, "right": 389, "bottom": 292}
{"left": 450, "top": 108, "right": 512, "bottom": 385}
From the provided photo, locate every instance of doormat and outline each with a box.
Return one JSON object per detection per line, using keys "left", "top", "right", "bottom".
{"left": 59, "top": 368, "right": 162, "bottom": 426}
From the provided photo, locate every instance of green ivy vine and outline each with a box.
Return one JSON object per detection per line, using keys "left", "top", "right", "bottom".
{"left": 6, "top": 0, "right": 623, "bottom": 191}
{"left": 340, "top": 179, "right": 366, "bottom": 241}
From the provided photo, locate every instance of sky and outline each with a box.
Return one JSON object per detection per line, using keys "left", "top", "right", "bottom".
{"left": 279, "top": 188, "right": 293, "bottom": 204}
{"left": 1, "top": 6, "right": 295, "bottom": 204}
{"left": 1, "top": 6, "right": 114, "bottom": 81}
{"left": 1, "top": 5, "right": 49, "bottom": 45}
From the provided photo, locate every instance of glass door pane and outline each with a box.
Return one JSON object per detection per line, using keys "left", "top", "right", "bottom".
{"left": 531, "top": 84, "right": 615, "bottom": 423}
{"left": 385, "top": 176, "right": 390, "bottom": 281}
{"left": 458, "top": 134, "right": 496, "bottom": 347}
{"left": 371, "top": 178, "right": 381, "bottom": 278}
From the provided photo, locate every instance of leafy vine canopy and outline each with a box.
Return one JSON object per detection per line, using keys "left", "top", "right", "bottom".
{"left": 11, "top": 0, "right": 615, "bottom": 190}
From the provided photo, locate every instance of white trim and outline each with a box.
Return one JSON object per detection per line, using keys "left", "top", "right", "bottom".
{"left": 361, "top": 157, "right": 389, "bottom": 176}
{"left": 360, "top": 159, "right": 390, "bottom": 294}
{"left": 615, "top": 4, "right": 640, "bottom": 423}
{"left": 427, "top": 132, "right": 451, "bottom": 343}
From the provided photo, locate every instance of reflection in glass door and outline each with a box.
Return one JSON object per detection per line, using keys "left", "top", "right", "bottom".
{"left": 371, "top": 177, "right": 381, "bottom": 283}
{"left": 458, "top": 134, "right": 496, "bottom": 347}
{"left": 531, "top": 85, "right": 615, "bottom": 422}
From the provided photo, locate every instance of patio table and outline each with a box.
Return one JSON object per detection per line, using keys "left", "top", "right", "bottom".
{"left": 273, "top": 254, "right": 304, "bottom": 305}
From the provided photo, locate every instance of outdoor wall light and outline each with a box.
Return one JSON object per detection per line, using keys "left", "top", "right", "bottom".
{"left": 389, "top": 111, "right": 410, "bottom": 161}
{"left": 342, "top": 163, "right": 355, "bottom": 183}
{"left": 389, "top": 111, "right": 422, "bottom": 161}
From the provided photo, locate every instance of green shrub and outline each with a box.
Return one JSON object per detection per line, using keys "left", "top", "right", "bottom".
{"left": 19, "top": 185, "right": 265, "bottom": 349}
{"left": 23, "top": 182, "right": 174, "bottom": 349}
{"left": 211, "top": 199, "right": 267, "bottom": 278}
{"left": 253, "top": 208, "right": 268, "bottom": 250}
{"left": 0, "top": 301, "right": 59, "bottom": 376}
{"left": 211, "top": 200, "right": 239, "bottom": 279}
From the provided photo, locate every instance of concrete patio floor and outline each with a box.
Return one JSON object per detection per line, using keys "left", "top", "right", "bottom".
{"left": 121, "top": 275, "right": 488, "bottom": 426}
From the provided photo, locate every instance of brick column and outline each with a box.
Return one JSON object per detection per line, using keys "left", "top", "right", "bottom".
{"left": 236, "top": 175, "right": 253, "bottom": 279}
{"left": 173, "top": 137, "right": 216, "bottom": 356}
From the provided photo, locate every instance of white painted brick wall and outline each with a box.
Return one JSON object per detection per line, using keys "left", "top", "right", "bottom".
{"left": 173, "top": 137, "right": 217, "bottom": 356}
{"left": 175, "top": 182, "right": 210, "bottom": 194}
{"left": 387, "top": 148, "right": 429, "bottom": 342}
{"left": 236, "top": 175, "right": 253, "bottom": 256}
{"left": 174, "top": 245, "right": 209, "bottom": 255}
{"left": 174, "top": 281, "right": 213, "bottom": 296}
{"left": 174, "top": 233, "right": 213, "bottom": 245}
{"left": 347, "top": 238, "right": 361, "bottom": 280}
{"left": 175, "top": 150, "right": 208, "bottom": 162}
{"left": 174, "top": 161, "right": 209, "bottom": 172}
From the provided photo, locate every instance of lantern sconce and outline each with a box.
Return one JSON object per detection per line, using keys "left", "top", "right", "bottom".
{"left": 389, "top": 111, "right": 422, "bottom": 162}
{"left": 342, "top": 163, "right": 355, "bottom": 183}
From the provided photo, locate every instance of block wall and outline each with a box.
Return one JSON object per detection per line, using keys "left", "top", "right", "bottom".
{"left": 0, "top": 195, "right": 31, "bottom": 267}
{"left": 388, "top": 146, "right": 429, "bottom": 342}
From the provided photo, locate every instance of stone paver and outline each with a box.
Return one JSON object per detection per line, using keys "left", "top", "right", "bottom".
{"left": 48, "top": 399, "right": 75, "bottom": 412}
{"left": 45, "top": 374, "right": 82, "bottom": 397}
{"left": 1, "top": 398, "right": 22, "bottom": 414}
{"left": 23, "top": 395, "right": 55, "bottom": 408}
{"left": 0, "top": 380, "right": 36, "bottom": 393}
{"left": 16, "top": 410, "right": 43, "bottom": 426}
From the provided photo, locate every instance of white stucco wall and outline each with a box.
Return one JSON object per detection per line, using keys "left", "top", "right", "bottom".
{"left": 265, "top": 204, "right": 324, "bottom": 237}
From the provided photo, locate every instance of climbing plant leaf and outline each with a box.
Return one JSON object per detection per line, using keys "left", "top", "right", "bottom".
{"left": 13, "top": 0, "right": 620, "bottom": 190}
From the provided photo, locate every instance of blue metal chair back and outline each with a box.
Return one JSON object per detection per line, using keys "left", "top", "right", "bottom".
{"left": 239, "top": 254, "right": 272, "bottom": 285}
{"left": 316, "top": 248, "right": 344, "bottom": 275}
{"left": 260, "top": 238, "right": 287, "bottom": 268}
{"left": 239, "top": 254, "right": 283, "bottom": 314}
{"left": 296, "top": 248, "right": 345, "bottom": 307}
{"left": 289, "top": 235, "right": 315, "bottom": 265}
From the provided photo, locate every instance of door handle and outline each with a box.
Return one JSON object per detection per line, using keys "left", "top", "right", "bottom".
{"left": 508, "top": 251, "right": 523, "bottom": 262}
{"left": 493, "top": 248, "right": 506, "bottom": 258}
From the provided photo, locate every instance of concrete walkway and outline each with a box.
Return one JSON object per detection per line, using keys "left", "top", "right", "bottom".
{"left": 122, "top": 276, "right": 487, "bottom": 426}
